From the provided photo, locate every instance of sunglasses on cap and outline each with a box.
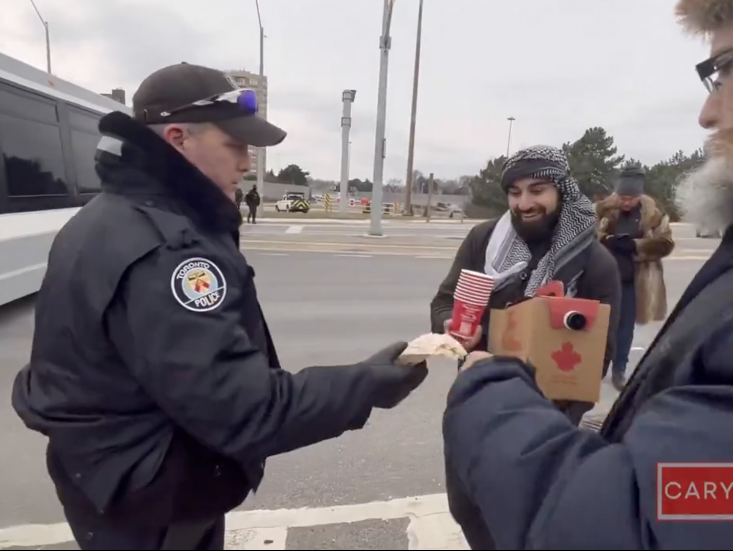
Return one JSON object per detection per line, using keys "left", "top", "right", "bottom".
{"left": 159, "top": 89, "right": 259, "bottom": 118}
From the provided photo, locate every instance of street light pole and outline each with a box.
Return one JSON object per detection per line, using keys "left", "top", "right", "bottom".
{"left": 506, "top": 116, "right": 515, "bottom": 157}
{"left": 403, "top": 0, "right": 424, "bottom": 216}
{"left": 347, "top": 141, "right": 352, "bottom": 176}
{"left": 369, "top": 0, "right": 397, "bottom": 237}
{"left": 339, "top": 90, "right": 356, "bottom": 217}
{"left": 29, "top": 0, "right": 51, "bottom": 74}
{"left": 255, "top": 0, "right": 266, "bottom": 207}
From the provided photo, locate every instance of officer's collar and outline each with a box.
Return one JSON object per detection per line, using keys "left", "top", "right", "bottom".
{"left": 96, "top": 111, "right": 241, "bottom": 234}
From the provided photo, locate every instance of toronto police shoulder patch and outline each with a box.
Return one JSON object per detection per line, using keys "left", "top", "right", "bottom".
{"left": 170, "top": 257, "right": 227, "bottom": 312}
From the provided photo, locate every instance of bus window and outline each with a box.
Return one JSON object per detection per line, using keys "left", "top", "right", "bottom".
{"left": 67, "top": 106, "right": 103, "bottom": 193}
{"left": 0, "top": 82, "right": 58, "bottom": 124}
{"left": 70, "top": 130, "right": 101, "bottom": 193}
{"left": 0, "top": 112, "right": 68, "bottom": 197}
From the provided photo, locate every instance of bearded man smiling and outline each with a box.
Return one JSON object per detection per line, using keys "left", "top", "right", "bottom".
{"left": 439, "top": 1, "right": 733, "bottom": 548}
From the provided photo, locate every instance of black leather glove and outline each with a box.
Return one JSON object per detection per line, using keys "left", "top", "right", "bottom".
{"left": 359, "top": 342, "right": 428, "bottom": 409}
{"left": 614, "top": 235, "right": 637, "bottom": 254}
{"left": 605, "top": 234, "right": 635, "bottom": 255}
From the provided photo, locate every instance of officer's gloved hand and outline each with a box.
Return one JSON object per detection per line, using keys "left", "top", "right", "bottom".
{"left": 359, "top": 342, "right": 428, "bottom": 409}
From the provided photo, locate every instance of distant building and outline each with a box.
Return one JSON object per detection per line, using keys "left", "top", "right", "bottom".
{"left": 225, "top": 69, "right": 268, "bottom": 175}
{"left": 101, "top": 88, "right": 126, "bottom": 105}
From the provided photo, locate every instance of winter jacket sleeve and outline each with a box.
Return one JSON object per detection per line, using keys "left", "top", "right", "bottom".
{"left": 443, "top": 317, "right": 733, "bottom": 550}
{"left": 634, "top": 210, "right": 674, "bottom": 262}
{"left": 594, "top": 202, "right": 611, "bottom": 242}
{"left": 103, "top": 243, "right": 405, "bottom": 463}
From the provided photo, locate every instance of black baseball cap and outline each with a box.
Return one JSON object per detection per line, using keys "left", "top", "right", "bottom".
{"left": 132, "top": 62, "right": 286, "bottom": 147}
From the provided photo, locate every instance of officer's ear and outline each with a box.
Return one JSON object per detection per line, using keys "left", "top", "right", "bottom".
{"left": 161, "top": 124, "right": 188, "bottom": 150}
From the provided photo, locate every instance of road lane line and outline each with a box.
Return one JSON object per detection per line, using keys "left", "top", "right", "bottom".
{"left": 0, "top": 494, "right": 457, "bottom": 549}
{"left": 225, "top": 494, "right": 452, "bottom": 530}
{"left": 241, "top": 239, "right": 457, "bottom": 251}
{"left": 239, "top": 246, "right": 713, "bottom": 261}
{"left": 241, "top": 247, "right": 437, "bottom": 257}
{"left": 284, "top": 225, "right": 304, "bottom": 234}
{"left": 241, "top": 240, "right": 714, "bottom": 258}
{"left": 226, "top": 527, "right": 288, "bottom": 550}
{"left": 407, "top": 515, "right": 468, "bottom": 550}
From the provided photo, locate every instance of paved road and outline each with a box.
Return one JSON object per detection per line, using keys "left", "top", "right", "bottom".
{"left": 237, "top": 220, "right": 716, "bottom": 259}
{"left": 0, "top": 223, "right": 716, "bottom": 549}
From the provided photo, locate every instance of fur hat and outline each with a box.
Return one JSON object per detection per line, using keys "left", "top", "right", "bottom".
{"left": 676, "top": 0, "right": 733, "bottom": 35}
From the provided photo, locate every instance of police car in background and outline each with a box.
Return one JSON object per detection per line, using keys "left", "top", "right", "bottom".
{"left": 275, "top": 191, "right": 310, "bottom": 213}
{"left": 696, "top": 223, "right": 722, "bottom": 238}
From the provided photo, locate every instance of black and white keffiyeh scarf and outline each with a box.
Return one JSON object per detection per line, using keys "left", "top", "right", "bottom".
{"left": 484, "top": 145, "right": 598, "bottom": 296}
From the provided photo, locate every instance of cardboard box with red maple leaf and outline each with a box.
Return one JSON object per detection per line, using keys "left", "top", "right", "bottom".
{"left": 487, "top": 288, "right": 610, "bottom": 403}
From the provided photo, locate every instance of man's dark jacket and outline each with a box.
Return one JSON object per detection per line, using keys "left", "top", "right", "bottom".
{"left": 443, "top": 220, "right": 733, "bottom": 548}
{"left": 245, "top": 189, "right": 260, "bottom": 208}
{"left": 11, "top": 112, "right": 396, "bottom": 527}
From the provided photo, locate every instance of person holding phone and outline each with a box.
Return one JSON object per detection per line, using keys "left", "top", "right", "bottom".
{"left": 596, "top": 165, "right": 674, "bottom": 390}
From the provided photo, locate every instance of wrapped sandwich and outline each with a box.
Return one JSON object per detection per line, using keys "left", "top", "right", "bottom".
{"left": 398, "top": 333, "right": 468, "bottom": 366}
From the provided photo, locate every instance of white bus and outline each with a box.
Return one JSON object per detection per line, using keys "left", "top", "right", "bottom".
{"left": 0, "top": 51, "right": 131, "bottom": 307}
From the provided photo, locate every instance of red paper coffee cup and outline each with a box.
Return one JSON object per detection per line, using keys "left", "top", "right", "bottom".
{"left": 455, "top": 280, "right": 493, "bottom": 298}
{"left": 454, "top": 289, "right": 490, "bottom": 305}
{"left": 449, "top": 298, "right": 487, "bottom": 339}
{"left": 458, "top": 272, "right": 493, "bottom": 291}
{"left": 457, "top": 276, "right": 494, "bottom": 287}
{"left": 460, "top": 269, "right": 492, "bottom": 280}
{"left": 456, "top": 282, "right": 493, "bottom": 297}
{"left": 459, "top": 269, "right": 494, "bottom": 284}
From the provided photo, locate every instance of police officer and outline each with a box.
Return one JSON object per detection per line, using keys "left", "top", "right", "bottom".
{"left": 12, "top": 63, "right": 427, "bottom": 550}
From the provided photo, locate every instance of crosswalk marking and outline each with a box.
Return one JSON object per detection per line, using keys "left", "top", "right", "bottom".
{"left": 227, "top": 494, "right": 451, "bottom": 530}
{"left": 0, "top": 494, "right": 468, "bottom": 550}
{"left": 226, "top": 527, "right": 288, "bottom": 550}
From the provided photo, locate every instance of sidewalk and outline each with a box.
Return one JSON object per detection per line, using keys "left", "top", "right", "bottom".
{"left": 580, "top": 391, "right": 618, "bottom": 431}
{"left": 255, "top": 217, "right": 478, "bottom": 225}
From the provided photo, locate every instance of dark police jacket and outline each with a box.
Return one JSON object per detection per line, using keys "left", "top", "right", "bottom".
{"left": 12, "top": 112, "right": 381, "bottom": 526}
{"left": 442, "top": 226, "right": 733, "bottom": 548}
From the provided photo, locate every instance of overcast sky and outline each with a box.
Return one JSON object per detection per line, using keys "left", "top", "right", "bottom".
{"left": 0, "top": 0, "right": 714, "bottom": 182}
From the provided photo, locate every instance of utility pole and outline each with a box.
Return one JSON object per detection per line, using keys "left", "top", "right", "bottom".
{"left": 506, "top": 116, "right": 516, "bottom": 157}
{"left": 29, "top": 0, "right": 51, "bottom": 74}
{"left": 403, "top": 0, "right": 424, "bottom": 216}
{"left": 369, "top": 0, "right": 398, "bottom": 236}
{"left": 339, "top": 90, "right": 356, "bottom": 217}
{"left": 255, "top": 0, "right": 266, "bottom": 210}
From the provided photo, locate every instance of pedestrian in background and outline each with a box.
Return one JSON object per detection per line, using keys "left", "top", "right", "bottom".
{"left": 596, "top": 166, "right": 674, "bottom": 390}
{"left": 234, "top": 186, "right": 243, "bottom": 211}
{"left": 245, "top": 183, "right": 260, "bottom": 224}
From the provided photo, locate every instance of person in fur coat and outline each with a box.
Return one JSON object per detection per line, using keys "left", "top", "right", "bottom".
{"left": 440, "top": 3, "right": 733, "bottom": 548}
{"left": 595, "top": 169, "right": 674, "bottom": 389}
